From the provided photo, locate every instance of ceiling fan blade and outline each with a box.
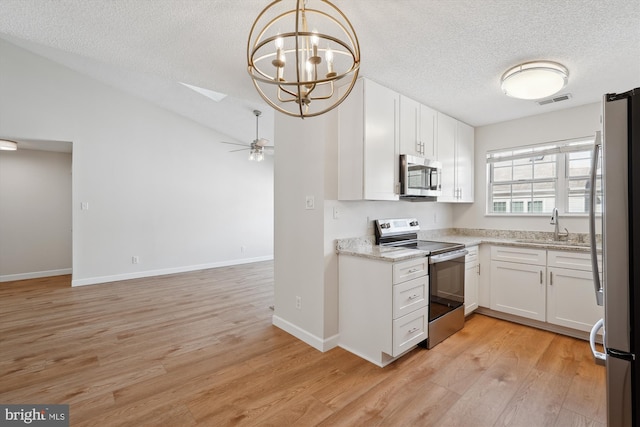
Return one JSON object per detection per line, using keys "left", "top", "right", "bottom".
{"left": 220, "top": 141, "right": 250, "bottom": 147}
{"left": 229, "top": 148, "right": 250, "bottom": 152}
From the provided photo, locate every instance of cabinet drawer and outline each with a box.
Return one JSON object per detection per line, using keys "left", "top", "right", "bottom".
{"left": 392, "top": 306, "right": 428, "bottom": 357}
{"left": 465, "top": 245, "right": 478, "bottom": 263}
{"left": 491, "top": 246, "right": 545, "bottom": 266}
{"left": 393, "top": 257, "right": 428, "bottom": 284}
{"left": 547, "top": 250, "right": 602, "bottom": 272}
{"left": 393, "top": 275, "right": 428, "bottom": 319}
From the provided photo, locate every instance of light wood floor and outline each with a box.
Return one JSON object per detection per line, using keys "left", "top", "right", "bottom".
{"left": 0, "top": 261, "right": 606, "bottom": 426}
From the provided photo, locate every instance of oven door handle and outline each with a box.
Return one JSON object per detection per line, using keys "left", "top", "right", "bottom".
{"left": 429, "top": 249, "right": 468, "bottom": 264}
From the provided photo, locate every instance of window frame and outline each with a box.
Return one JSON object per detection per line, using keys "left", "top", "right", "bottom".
{"left": 486, "top": 137, "right": 599, "bottom": 216}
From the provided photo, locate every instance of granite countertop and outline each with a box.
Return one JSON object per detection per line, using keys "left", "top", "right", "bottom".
{"left": 336, "top": 229, "right": 597, "bottom": 262}
{"left": 335, "top": 236, "right": 428, "bottom": 262}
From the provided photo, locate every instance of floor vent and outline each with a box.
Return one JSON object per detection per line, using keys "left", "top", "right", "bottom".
{"left": 538, "top": 93, "right": 572, "bottom": 105}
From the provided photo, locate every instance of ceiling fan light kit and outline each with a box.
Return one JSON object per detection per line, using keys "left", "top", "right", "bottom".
{"left": 247, "top": 0, "right": 360, "bottom": 118}
{"left": 501, "top": 61, "right": 569, "bottom": 100}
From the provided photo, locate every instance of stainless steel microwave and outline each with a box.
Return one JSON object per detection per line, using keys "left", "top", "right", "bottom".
{"left": 400, "top": 154, "right": 442, "bottom": 198}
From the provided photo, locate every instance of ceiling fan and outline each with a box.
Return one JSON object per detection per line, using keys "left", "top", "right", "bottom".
{"left": 221, "top": 110, "right": 273, "bottom": 161}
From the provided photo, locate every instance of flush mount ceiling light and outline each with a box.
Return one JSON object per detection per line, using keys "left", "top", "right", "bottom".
{"left": 501, "top": 61, "right": 569, "bottom": 100}
{"left": 0, "top": 139, "right": 18, "bottom": 151}
{"left": 247, "top": 0, "right": 360, "bottom": 118}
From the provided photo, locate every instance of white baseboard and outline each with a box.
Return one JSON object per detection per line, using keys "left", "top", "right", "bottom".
{"left": 272, "top": 315, "right": 339, "bottom": 352}
{"left": 71, "top": 255, "right": 273, "bottom": 287}
{"left": 0, "top": 268, "right": 72, "bottom": 283}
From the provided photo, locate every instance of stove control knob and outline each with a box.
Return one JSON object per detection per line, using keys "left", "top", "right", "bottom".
{"left": 382, "top": 222, "right": 390, "bottom": 229}
{"left": 410, "top": 220, "right": 419, "bottom": 226}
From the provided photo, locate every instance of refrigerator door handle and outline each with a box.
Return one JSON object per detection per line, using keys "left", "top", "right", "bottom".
{"left": 589, "top": 132, "right": 604, "bottom": 306}
{"left": 607, "top": 348, "right": 636, "bottom": 361}
{"left": 590, "top": 318, "right": 606, "bottom": 364}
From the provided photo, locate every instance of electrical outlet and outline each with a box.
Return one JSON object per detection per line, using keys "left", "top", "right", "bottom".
{"left": 333, "top": 206, "right": 340, "bottom": 219}
{"left": 295, "top": 296, "right": 302, "bottom": 309}
{"left": 132, "top": 256, "right": 139, "bottom": 264}
{"left": 305, "top": 195, "right": 315, "bottom": 210}
{"left": 241, "top": 246, "right": 246, "bottom": 253}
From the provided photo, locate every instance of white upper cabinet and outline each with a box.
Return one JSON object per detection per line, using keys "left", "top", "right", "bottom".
{"left": 399, "top": 95, "right": 436, "bottom": 159}
{"left": 456, "top": 121, "right": 474, "bottom": 202}
{"left": 338, "top": 78, "right": 400, "bottom": 201}
{"left": 436, "top": 112, "right": 474, "bottom": 203}
{"left": 337, "top": 78, "right": 472, "bottom": 203}
{"left": 437, "top": 112, "right": 456, "bottom": 202}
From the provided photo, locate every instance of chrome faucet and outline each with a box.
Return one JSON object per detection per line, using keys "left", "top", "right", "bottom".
{"left": 550, "top": 208, "right": 569, "bottom": 241}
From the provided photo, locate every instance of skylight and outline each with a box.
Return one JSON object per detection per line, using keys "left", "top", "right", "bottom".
{"left": 179, "top": 82, "right": 227, "bottom": 102}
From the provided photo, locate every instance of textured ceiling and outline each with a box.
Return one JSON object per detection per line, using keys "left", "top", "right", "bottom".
{"left": 0, "top": 0, "right": 639, "bottom": 147}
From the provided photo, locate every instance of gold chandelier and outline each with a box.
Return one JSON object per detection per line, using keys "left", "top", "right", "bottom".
{"left": 247, "top": 0, "right": 360, "bottom": 118}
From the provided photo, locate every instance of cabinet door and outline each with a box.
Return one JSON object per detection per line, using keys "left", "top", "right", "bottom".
{"left": 464, "top": 246, "right": 479, "bottom": 315}
{"left": 547, "top": 267, "right": 605, "bottom": 332}
{"left": 363, "top": 79, "right": 400, "bottom": 200}
{"left": 491, "top": 261, "right": 546, "bottom": 321}
{"left": 420, "top": 104, "right": 437, "bottom": 159}
{"left": 436, "top": 112, "right": 457, "bottom": 202}
{"left": 399, "top": 95, "right": 420, "bottom": 156}
{"left": 337, "top": 78, "right": 399, "bottom": 201}
{"left": 464, "top": 261, "right": 479, "bottom": 315}
{"left": 456, "top": 121, "right": 474, "bottom": 202}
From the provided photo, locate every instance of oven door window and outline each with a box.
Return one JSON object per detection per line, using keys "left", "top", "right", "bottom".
{"left": 429, "top": 256, "right": 465, "bottom": 322}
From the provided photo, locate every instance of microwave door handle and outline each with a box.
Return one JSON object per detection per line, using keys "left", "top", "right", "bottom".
{"left": 433, "top": 169, "right": 441, "bottom": 190}
{"left": 589, "top": 133, "right": 603, "bottom": 306}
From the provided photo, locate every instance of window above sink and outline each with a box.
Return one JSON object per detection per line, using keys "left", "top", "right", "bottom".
{"left": 486, "top": 136, "right": 602, "bottom": 216}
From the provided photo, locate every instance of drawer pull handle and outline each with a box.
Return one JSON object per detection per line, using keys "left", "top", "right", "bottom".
{"left": 540, "top": 270, "right": 543, "bottom": 284}
{"left": 407, "top": 268, "right": 419, "bottom": 273}
{"left": 408, "top": 294, "right": 420, "bottom": 300}
{"left": 408, "top": 327, "right": 420, "bottom": 334}
{"left": 550, "top": 271, "right": 553, "bottom": 286}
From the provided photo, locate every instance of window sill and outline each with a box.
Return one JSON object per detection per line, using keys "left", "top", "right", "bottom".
{"left": 485, "top": 213, "right": 601, "bottom": 218}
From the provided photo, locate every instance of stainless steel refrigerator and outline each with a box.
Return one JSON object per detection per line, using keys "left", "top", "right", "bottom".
{"left": 590, "top": 87, "right": 640, "bottom": 427}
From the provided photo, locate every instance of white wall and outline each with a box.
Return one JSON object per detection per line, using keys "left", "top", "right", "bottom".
{"left": 0, "top": 39, "right": 274, "bottom": 285}
{"left": 452, "top": 102, "right": 601, "bottom": 233}
{"left": 0, "top": 149, "right": 72, "bottom": 280}
{"left": 273, "top": 113, "right": 327, "bottom": 348}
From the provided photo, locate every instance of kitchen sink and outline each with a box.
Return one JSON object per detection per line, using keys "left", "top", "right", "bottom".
{"left": 514, "top": 238, "right": 590, "bottom": 248}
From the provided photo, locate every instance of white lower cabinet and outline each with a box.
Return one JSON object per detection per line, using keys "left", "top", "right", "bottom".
{"left": 491, "top": 259, "right": 546, "bottom": 322}
{"left": 464, "top": 245, "right": 479, "bottom": 315}
{"left": 339, "top": 255, "right": 428, "bottom": 367}
{"left": 546, "top": 251, "right": 604, "bottom": 333}
{"left": 489, "top": 246, "right": 604, "bottom": 334}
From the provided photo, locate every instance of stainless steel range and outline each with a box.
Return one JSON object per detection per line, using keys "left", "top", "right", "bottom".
{"left": 375, "top": 218, "right": 468, "bottom": 348}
